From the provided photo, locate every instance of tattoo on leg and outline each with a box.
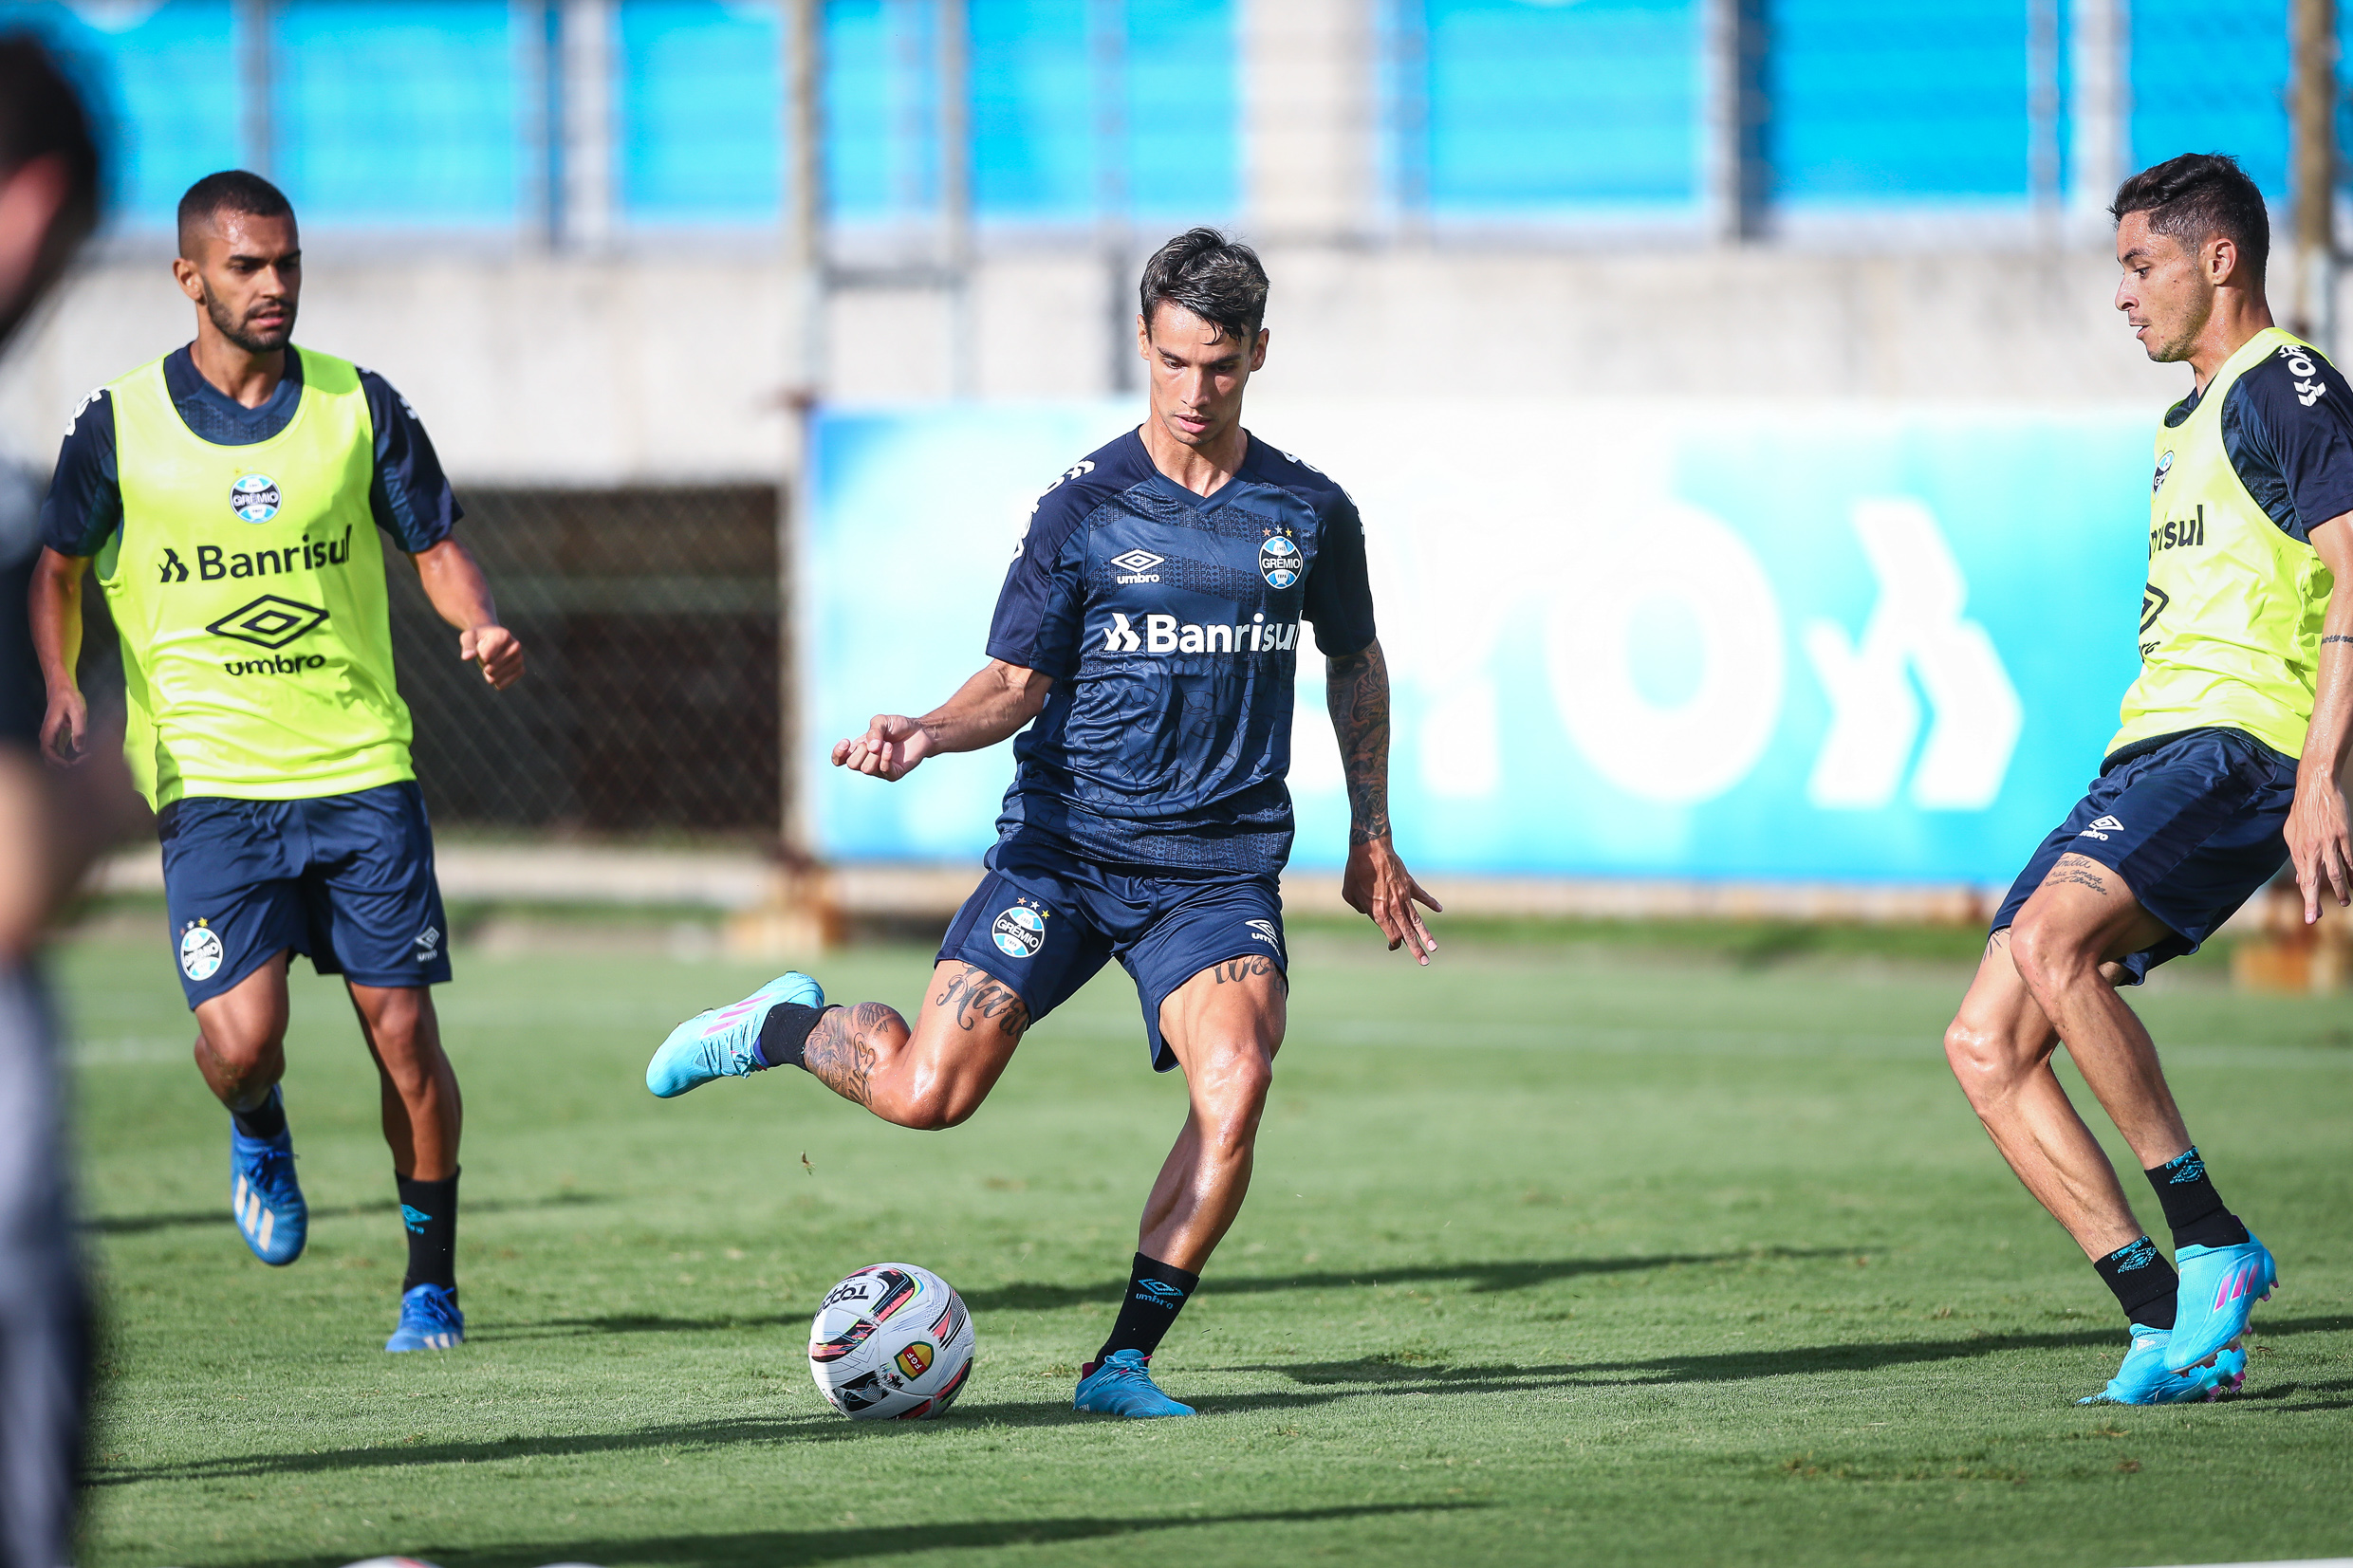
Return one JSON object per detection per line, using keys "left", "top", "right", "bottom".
{"left": 2044, "top": 853, "right": 2111, "bottom": 896}
{"left": 802, "top": 1002, "right": 898, "bottom": 1109}
{"left": 1212, "top": 954, "right": 1277, "bottom": 985}
{"left": 931, "top": 965, "right": 1032, "bottom": 1040}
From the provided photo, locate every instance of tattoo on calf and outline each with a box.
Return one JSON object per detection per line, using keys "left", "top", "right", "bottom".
{"left": 801, "top": 1001, "right": 899, "bottom": 1108}
{"left": 932, "top": 965, "right": 1032, "bottom": 1040}
{"left": 2045, "top": 853, "right": 2111, "bottom": 896}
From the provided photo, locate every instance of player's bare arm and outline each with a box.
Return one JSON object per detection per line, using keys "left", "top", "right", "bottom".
{"left": 1327, "top": 637, "right": 1440, "bottom": 962}
{"left": 2285, "top": 513, "right": 2353, "bottom": 920}
{"left": 27, "top": 547, "right": 88, "bottom": 765}
{"left": 410, "top": 536, "right": 524, "bottom": 690}
{"left": 830, "top": 658, "right": 1052, "bottom": 781}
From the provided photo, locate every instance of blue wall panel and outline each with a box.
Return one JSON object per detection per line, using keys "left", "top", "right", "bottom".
{"left": 273, "top": 0, "right": 517, "bottom": 225}
{"left": 1769, "top": 0, "right": 2031, "bottom": 204}
{"left": 618, "top": 0, "right": 783, "bottom": 222}
{"left": 2131, "top": 0, "right": 2288, "bottom": 194}
{"left": 0, "top": 0, "right": 242, "bottom": 229}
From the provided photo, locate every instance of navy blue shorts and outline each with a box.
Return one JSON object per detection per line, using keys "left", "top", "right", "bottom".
{"left": 1991, "top": 728, "right": 2295, "bottom": 983}
{"left": 936, "top": 838, "right": 1287, "bottom": 1072}
{"left": 158, "top": 781, "right": 453, "bottom": 1007}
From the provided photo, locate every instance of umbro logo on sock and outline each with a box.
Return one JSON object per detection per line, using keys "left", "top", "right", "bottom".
{"left": 2077, "top": 815, "right": 2124, "bottom": 840}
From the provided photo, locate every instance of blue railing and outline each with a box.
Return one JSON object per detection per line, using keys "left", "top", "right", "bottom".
{"left": 0, "top": 0, "right": 2331, "bottom": 236}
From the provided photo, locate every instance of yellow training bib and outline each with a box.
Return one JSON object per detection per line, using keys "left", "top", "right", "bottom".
{"left": 95, "top": 347, "right": 416, "bottom": 807}
{"left": 2110, "top": 326, "right": 2335, "bottom": 762}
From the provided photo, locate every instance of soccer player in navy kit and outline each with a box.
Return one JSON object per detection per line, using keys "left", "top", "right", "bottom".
{"left": 646, "top": 229, "right": 1438, "bottom": 1417}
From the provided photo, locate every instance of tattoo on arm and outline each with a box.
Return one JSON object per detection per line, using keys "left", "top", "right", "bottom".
{"left": 1325, "top": 639, "right": 1392, "bottom": 846}
{"left": 2044, "top": 853, "right": 2111, "bottom": 896}
{"left": 931, "top": 965, "right": 1032, "bottom": 1041}
{"left": 801, "top": 1001, "right": 899, "bottom": 1108}
{"left": 2324, "top": 634, "right": 2353, "bottom": 646}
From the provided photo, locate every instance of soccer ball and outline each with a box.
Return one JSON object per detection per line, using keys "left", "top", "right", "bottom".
{"left": 807, "top": 1262, "right": 975, "bottom": 1420}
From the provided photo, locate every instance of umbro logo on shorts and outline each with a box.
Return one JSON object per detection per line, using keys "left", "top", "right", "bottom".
{"left": 2078, "top": 815, "right": 2125, "bottom": 840}
{"left": 1245, "top": 918, "right": 1282, "bottom": 955}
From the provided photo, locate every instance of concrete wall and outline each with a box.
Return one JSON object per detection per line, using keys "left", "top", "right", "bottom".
{"left": 0, "top": 236, "right": 2220, "bottom": 490}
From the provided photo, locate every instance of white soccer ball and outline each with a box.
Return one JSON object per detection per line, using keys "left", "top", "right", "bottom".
{"left": 807, "top": 1262, "right": 975, "bottom": 1420}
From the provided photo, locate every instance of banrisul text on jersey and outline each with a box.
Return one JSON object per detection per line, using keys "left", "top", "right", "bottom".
{"left": 983, "top": 429, "right": 1377, "bottom": 876}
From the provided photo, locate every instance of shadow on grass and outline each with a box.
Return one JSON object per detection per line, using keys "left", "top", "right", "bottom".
{"left": 103, "top": 1315, "right": 2351, "bottom": 1488}
{"left": 471, "top": 1247, "right": 1862, "bottom": 1340}
{"left": 83, "top": 1190, "right": 605, "bottom": 1236}
{"left": 225, "top": 1503, "right": 1477, "bottom": 1568}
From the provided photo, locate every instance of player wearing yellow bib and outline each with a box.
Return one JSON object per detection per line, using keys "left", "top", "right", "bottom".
{"left": 27, "top": 172, "right": 526, "bottom": 1352}
{"left": 1945, "top": 155, "right": 2353, "bottom": 1406}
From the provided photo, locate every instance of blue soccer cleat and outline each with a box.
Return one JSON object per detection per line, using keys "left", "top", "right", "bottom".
{"left": 385, "top": 1282, "right": 465, "bottom": 1352}
{"left": 645, "top": 972, "right": 824, "bottom": 1098}
{"left": 2078, "top": 1329, "right": 2247, "bottom": 1405}
{"left": 229, "top": 1090, "right": 306, "bottom": 1265}
{"left": 2167, "top": 1233, "right": 2276, "bottom": 1373}
{"left": 1073, "top": 1350, "right": 1195, "bottom": 1418}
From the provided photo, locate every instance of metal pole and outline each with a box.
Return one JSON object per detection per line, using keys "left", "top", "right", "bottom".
{"left": 2290, "top": 0, "right": 2338, "bottom": 354}
{"left": 939, "top": 0, "right": 973, "bottom": 398}
{"left": 560, "top": 0, "right": 617, "bottom": 251}
{"left": 237, "top": 0, "right": 273, "bottom": 177}
{"left": 2066, "top": 0, "right": 2127, "bottom": 232}
{"left": 1702, "top": 0, "right": 1765, "bottom": 243}
{"left": 781, "top": 0, "right": 826, "bottom": 856}
{"left": 1092, "top": 0, "right": 1130, "bottom": 393}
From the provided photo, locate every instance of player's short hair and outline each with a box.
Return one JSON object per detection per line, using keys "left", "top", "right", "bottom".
{"left": 176, "top": 169, "right": 294, "bottom": 257}
{"left": 0, "top": 32, "right": 102, "bottom": 307}
{"left": 2111, "top": 153, "right": 2270, "bottom": 282}
{"left": 1139, "top": 228, "right": 1269, "bottom": 343}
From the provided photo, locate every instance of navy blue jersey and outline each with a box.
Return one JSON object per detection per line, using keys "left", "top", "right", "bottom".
{"left": 2170, "top": 340, "right": 2353, "bottom": 542}
{"left": 37, "top": 344, "right": 460, "bottom": 559}
{"left": 0, "top": 465, "right": 42, "bottom": 747}
{"left": 985, "top": 428, "right": 1376, "bottom": 875}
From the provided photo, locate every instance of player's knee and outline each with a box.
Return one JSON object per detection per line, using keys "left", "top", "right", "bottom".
{"left": 2008, "top": 911, "right": 2094, "bottom": 997}
{"left": 1198, "top": 1052, "right": 1273, "bottom": 1146}
{"left": 1942, "top": 1015, "right": 2012, "bottom": 1096}
{"left": 196, "top": 1026, "right": 282, "bottom": 1085}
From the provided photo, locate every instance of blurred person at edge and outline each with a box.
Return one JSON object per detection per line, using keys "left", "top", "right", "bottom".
{"left": 0, "top": 32, "right": 145, "bottom": 1568}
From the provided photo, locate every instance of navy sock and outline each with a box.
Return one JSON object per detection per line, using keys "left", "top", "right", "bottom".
{"left": 755, "top": 1004, "right": 829, "bottom": 1069}
{"left": 1093, "top": 1253, "right": 1201, "bottom": 1369}
{"left": 397, "top": 1171, "right": 459, "bottom": 1293}
{"left": 2094, "top": 1235, "right": 2178, "bottom": 1331}
{"left": 2145, "top": 1147, "right": 2250, "bottom": 1251}
{"left": 231, "top": 1085, "right": 286, "bottom": 1141}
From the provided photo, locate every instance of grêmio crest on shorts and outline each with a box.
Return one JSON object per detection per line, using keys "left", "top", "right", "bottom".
{"left": 981, "top": 428, "right": 1377, "bottom": 876}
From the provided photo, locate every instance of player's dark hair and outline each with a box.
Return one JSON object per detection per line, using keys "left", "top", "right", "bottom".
{"left": 176, "top": 169, "right": 294, "bottom": 257}
{"left": 1139, "top": 227, "right": 1269, "bottom": 343}
{"left": 2111, "top": 153, "right": 2270, "bottom": 283}
{"left": 0, "top": 32, "right": 102, "bottom": 343}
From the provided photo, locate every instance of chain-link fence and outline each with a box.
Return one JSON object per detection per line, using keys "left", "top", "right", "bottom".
{"left": 385, "top": 486, "right": 783, "bottom": 839}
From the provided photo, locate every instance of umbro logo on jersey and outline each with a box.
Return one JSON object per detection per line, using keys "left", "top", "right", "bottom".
{"left": 1110, "top": 548, "right": 1165, "bottom": 583}
{"left": 2078, "top": 815, "right": 2125, "bottom": 840}
{"left": 208, "top": 594, "right": 329, "bottom": 651}
{"left": 2140, "top": 582, "right": 2171, "bottom": 634}
{"left": 1102, "top": 612, "right": 1299, "bottom": 655}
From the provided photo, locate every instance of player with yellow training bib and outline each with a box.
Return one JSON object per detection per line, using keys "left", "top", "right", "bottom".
{"left": 28, "top": 173, "right": 524, "bottom": 1353}
{"left": 1945, "top": 155, "right": 2353, "bottom": 1408}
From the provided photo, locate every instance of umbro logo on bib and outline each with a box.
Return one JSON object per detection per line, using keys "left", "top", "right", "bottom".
{"left": 2078, "top": 815, "right": 2125, "bottom": 840}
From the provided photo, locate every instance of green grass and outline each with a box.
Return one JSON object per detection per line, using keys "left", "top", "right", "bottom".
{"left": 56, "top": 920, "right": 2353, "bottom": 1568}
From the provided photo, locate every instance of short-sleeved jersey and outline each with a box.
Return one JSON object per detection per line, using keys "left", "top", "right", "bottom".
{"left": 986, "top": 428, "right": 1376, "bottom": 876}
{"left": 2112, "top": 327, "right": 2344, "bottom": 761}
{"left": 38, "top": 343, "right": 459, "bottom": 560}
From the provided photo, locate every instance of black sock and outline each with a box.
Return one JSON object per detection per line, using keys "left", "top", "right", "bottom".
{"left": 2094, "top": 1235, "right": 2178, "bottom": 1331}
{"left": 1093, "top": 1253, "right": 1200, "bottom": 1368}
{"left": 231, "top": 1085, "right": 286, "bottom": 1141}
{"left": 755, "top": 1004, "right": 830, "bottom": 1069}
{"left": 2145, "top": 1147, "right": 2250, "bottom": 1250}
{"left": 397, "top": 1170, "right": 459, "bottom": 1293}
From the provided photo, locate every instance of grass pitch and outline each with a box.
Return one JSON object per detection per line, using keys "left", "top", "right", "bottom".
{"left": 57, "top": 914, "right": 2353, "bottom": 1568}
